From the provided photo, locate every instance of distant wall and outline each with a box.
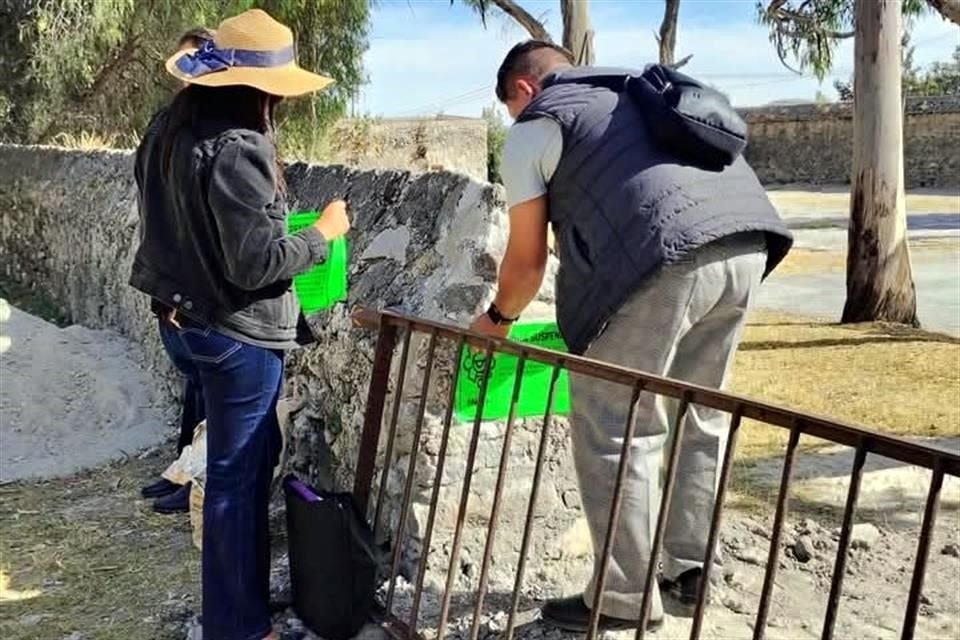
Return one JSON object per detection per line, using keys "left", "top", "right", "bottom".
{"left": 740, "top": 96, "right": 960, "bottom": 189}
{"left": 327, "top": 117, "right": 488, "bottom": 183}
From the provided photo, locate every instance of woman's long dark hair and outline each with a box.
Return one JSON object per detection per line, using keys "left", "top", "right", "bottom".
{"left": 160, "top": 84, "right": 286, "bottom": 194}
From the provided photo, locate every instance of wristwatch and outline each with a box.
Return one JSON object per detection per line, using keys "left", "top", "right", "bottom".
{"left": 486, "top": 303, "right": 518, "bottom": 326}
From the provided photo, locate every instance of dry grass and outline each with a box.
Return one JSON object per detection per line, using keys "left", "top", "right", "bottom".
{"left": 732, "top": 311, "right": 960, "bottom": 460}
{"left": 49, "top": 131, "right": 137, "bottom": 151}
{"left": 774, "top": 249, "right": 848, "bottom": 275}
{"left": 767, "top": 188, "right": 960, "bottom": 215}
{"left": 0, "top": 455, "right": 200, "bottom": 640}
{"left": 775, "top": 236, "right": 960, "bottom": 275}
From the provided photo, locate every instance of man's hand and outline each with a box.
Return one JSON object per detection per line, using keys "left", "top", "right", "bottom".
{"left": 469, "top": 312, "right": 510, "bottom": 340}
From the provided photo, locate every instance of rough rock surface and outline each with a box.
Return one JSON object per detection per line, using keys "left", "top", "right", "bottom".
{"left": 0, "top": 143, "right": 575, "bottom": 596}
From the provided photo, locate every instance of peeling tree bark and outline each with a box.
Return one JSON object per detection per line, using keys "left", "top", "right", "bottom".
{"left": 560, "top": 0, "right": 595, "bottom": 65}
{"left": 657, "top": 0, "right": 680, "bottom": 65}
{"left": 842, "top": 0, "right": 919, "bottom": 326}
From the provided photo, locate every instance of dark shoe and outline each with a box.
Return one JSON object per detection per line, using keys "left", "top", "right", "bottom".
{"left": 540, "top": 595, "right": 663, "bottom": 633}
{"left": 141, "top": 477, "right": 181, "bottom": 499}
{"left": 660, "top": 568, "right": 708, "bottom": 611}
{"left": 153, "top": 482, "right": 191, "bottom": 514}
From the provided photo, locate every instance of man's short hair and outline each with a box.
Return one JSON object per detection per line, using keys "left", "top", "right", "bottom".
{"left": 177, "top": 27, "right": 215, "bottom": 49}
{"left": 496, "top": 40, "right": 574, "bottom": 102}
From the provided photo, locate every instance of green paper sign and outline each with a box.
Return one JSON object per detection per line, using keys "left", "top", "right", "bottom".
{"left": 455, "top": 321, "right": 571, "bottom": 422}
{"left": 287, "top": 210, "right": 348, "bottom": 313}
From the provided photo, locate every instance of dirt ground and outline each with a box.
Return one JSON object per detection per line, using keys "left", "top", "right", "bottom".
{"left": 1, "top": 303, "right": 958, "bottom": 640}
{"left": 0, "top": 302, "right": 172, "bottom": 483}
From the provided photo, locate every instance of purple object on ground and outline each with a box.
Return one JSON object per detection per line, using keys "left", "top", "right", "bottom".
{"left": 285, "top": 476, "right": 322, "bottom": 503}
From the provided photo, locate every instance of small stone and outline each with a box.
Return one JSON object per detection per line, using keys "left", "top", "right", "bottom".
{"left": 793, "top": 536, "right": 816, "bottom": 563}
{"left": 723, "top": 596, "right": 747, "bottom": 614}
{"left": 489, "top": 611, "right": 509, "bottom": 632}
{"left": 920, "top": 594, "right": 933, "bottom": 606}
{"left": 941, "top": 543, "right": 960, "bottom": 558}
{"left": 798, "top": 518, "right": 819, "bottom": 534}
{"left": 561, "top": 489, "right": 581, "bottom": 509}
{"left": 733, "top": 547, "right": 765, "bottom": 566}
{"left": 750, "top": 524, "right": 771, "bottom": 540}
{"left": 850, "top": 523, "right": 882, "bottom": 550}
{"left": 62, "top": 634, "right": 84, "bottom": 640}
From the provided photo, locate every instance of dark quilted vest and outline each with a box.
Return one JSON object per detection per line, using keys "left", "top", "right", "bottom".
{"left": 518, "top": 67, "right": 793, "bottom": 354}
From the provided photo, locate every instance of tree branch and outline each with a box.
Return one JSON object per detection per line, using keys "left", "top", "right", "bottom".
{"left": 658, "top": 0, "right": 680, "bottom": 65}
{"left": 927, "top": 0, "right": 960, "bottom": 26}
{"left": 780, "top": 27, "right": 855, "bottom": 39}
{"left": 670, "top": 54, "right": 693, "bottom": 69}
{"left": 489, "top": 0, "right": 552, "bottom": 41}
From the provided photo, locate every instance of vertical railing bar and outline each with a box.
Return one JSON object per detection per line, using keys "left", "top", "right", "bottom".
{"left": 469, "top": 353, "right": 528, "bottom": 640}
{"left": 372, "top": 327, "right": 413, "bottom": 539}
{"left": 436, "top": 343, "right": 496, "bottom": 640}
{"left": 689, "top": 405, "right": 745, "bottom": 640}
{"left": 637, "top": 391, "right": 693, "bottom": 639}
{"left": 753, "top": 421, "right": 802, "bottom": 639}
{"left": 901, "top": 460, "right": 945, "bottom": 640}
{"left": 505, "top": 364, "right": 562, "bottom": 640}
{"left": 354, "top": 323, "right": 400, "bottom": 514}
{"left": 586, "top": 381, "right": 645, "bottom": 640}
{"left": 385, "top": 330, "right": 439, "bottom": 617}
{"left": 409, "top": 336, "right": 468, "bottom": 632}
{"left": 821, "top": 440, "right": 868, "bottom": 640}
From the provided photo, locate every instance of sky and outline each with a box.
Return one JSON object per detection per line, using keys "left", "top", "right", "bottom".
{"left": 356, "top": 0, "right": 959, "bottom": 118}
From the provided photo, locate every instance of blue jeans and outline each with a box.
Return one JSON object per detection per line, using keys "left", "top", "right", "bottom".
{"left": 159, "top": 321, "right": 283, "bottom": 640}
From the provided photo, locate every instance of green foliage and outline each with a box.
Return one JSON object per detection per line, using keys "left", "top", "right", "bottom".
{"left": 834, "top": 40, "right": 960, "bottom": 100}
{"left": 482, "top": 105, "right": 506, "bottom": 184}
{"left": 0, "top": 0, "right": 371, "bottom": 153}
{"left": 265, "top": 0, "right": 371, "bottom": 158}
{"left": 757, "top": 0, "right": 928, "bottom": 78}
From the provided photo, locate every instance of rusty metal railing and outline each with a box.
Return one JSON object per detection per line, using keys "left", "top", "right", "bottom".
{"left": 350, "top": 307, "right": 960, "bottom": 640}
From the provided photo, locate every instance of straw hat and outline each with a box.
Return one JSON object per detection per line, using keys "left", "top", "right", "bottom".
{"left": 165, "top": 9, "right": 333, "bottom": 97}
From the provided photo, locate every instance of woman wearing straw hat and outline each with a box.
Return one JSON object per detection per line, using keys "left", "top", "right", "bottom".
{"left": 129, "top": 9, "right": 349, "bottom": 640}
{"left": 136, "top": 26, "right": 216, "bottom": 516}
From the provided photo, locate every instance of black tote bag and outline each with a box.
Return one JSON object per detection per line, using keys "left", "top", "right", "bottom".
{"left": 284, "top": 475, "right": 378, "bottom": 640}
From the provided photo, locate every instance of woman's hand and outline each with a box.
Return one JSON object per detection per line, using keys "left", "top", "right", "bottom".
{"left": 313, "top": 199, "right": 350, "bottom": 240}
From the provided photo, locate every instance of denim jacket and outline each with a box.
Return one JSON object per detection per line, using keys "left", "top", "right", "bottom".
{"left": 129, "top": 109, "right": 327, "bottom": 347}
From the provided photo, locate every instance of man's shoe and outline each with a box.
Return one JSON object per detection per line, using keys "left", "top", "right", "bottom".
{"left": 540, "top": 595, "right": 663, "bottom": 633}
{"left": 153, "top": 482, "right": 191, "bottom": 514}
{"left": 141, "top": 477, "right": 180, "bottom": 499}
{"left": 660, "top": 568, "right": 708, "bottom": 611}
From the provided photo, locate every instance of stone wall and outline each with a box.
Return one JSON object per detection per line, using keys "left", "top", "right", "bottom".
{"left": 740, "top": 95, "right": 960, "bottom": 188}
{"left": 327, "top": 117, "right": 488, "bottom": 184}
{"left": 0, "top": 144, "right": 588, "bottom": 615}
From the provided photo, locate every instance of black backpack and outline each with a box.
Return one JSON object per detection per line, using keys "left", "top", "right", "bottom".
{"left": 628, "top": 64, "right": 748, "bottom": 170}
{"left": 547, "top": 64, "right": 748, "bottom": 170}
{"left": 284, "top": 475, "right": 378, "bottom": 640}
